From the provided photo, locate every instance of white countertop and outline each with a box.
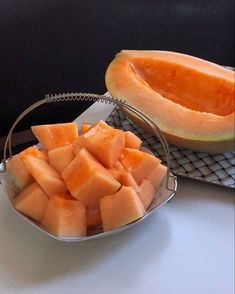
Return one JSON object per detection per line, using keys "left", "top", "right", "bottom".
{"left": 0, "top": 100, "right": 234, "bottom": 294}
{"left": 0, "top": 177, "right": 234, "bottom": 294}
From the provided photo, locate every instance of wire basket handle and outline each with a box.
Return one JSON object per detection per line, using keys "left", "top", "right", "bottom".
{"left": 0, "top": 92, "right": 176, "bottom": 191}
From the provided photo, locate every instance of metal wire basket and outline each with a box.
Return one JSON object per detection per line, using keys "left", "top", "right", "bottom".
{"left": 0, "top": 93, "right": 177, "bottom": 242}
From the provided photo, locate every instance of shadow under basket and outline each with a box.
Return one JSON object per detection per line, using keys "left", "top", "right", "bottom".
{"left": 0, "top": 93, "right": 177, "bottom": 242}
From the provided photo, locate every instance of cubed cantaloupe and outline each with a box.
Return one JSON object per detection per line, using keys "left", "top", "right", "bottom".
{"left": 86, "top": 208, "right": 102, "bottom": 229}
{"left": 31, "top": 122, "right": 78, "bottom": 150}
{"left": 80, "top": 123, "right": 92, "bottom": 134}
{"left": 7, "top": 156, "right": 34, "bottom": 190}
{"left": 23, "top": 156, "right": 67, "bottom": 197}
{"left": 48, "top": 144, "right": 75, "bottom": 173}
{"left": 107, "top": 168, "right": 122, "bottom": 182}
{"left": 61, "top": 148, "right": 121, "bottom": 208}
{"left": 81, "top": 120, "right": 125, "bottom": 168}
{"left": 120, "top": 171, "right": 139, "bottom": 191}
{"left": 10, "top": 119, "right": 168, "bottom": 236}
{"left": 7, "top": 145, "right": 48, "bottom": 190}
{"left": 73, "top": 136, "right": 86, "bottom": 155}
{"left": 124, "top": 131, "right": 142, "bottom": 149}
{"left": 14, "top": 182, "right": 48, "bottom": 222}
{"left": 138, "top": 180, "right": 155, "bottom": 210}
{"left": 19, "top": 145, "right": 48, "bottom": 162}
{"left": 120, "top": 148, "right": 161, "bottom": 183}
{"left": 146, "top": 163, "right": 167, "bottom": 190}
{"left": 41, "top": 193, "right": 86, "bottom": 237}
{"left": 107, "top": 161, "right": 124, "bottom": 182}
{"left": 100, "top": 186, "right": 146, "bottom": 231}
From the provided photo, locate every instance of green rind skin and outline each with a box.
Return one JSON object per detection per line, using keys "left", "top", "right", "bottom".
{"left": 122, "top": 108, "right": 235, "bottom": 154}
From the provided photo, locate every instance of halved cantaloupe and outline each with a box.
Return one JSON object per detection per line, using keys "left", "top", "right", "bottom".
{"left": 100, "top": 186, "right": 146, "bottom": 231}
{"left": 105, "top": 50, "right": 235, "bottom": 153}
{"left": 146, "top": 163, "right": 167, "bottom": 190}
{"left": 124, "top": 131, "right": 142, "bottom": 149}
{"left": 81, "top": 120, "right": 125, "bottom": 168}
{"left": 120, "top": 148, "right": 161, "bottom": 183}
{"left": 31, "top": 122, "right": 78, "bottom": 150}
{"left": 48, "top": 144, "right": 75, "bottom": 173}
{"left": 14, "top": 182, "right": 48, "bottom": 222}
{"left": 23, "top": 156, "right": 67, "bottom": 197}
{"left": 61, "top": 148, "right": 121, "bottom": 208}
{"left": 138, "top": 180, "right": 155, "bottom": 210}
{"left": 7, "top": 145, "right": 48, "bottom": 190}
{"left": 41, "top": 193, "right": 86, "bottom": 237}
{"left": 86, "top": 208, "right": 102, "bottom": 229}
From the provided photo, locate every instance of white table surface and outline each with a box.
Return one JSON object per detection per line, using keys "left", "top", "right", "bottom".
{"left": 0, "top": 101, "right": 234, "bottom": 294}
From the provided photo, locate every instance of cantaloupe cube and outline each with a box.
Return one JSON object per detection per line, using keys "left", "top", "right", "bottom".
{"left": 124, "top": 131, "right": 142, "bottom": 149}
{"left": 19, "top": 145, "right": 48, "bottom": 162}
{"left": 138, "top": 180, "right": 155, "bottom": 210}
{"left": 80, "top": 123, "right": 92, "bottom": 134}
{"left": 48, "top": 144, "right": 75, "bottom": 173}
{"left": 61, "top": 149, "right": 121, "bottom": 208}
{"left": 107, "top": 161, "right": 124, "bottom": 182}
{"left": 41, "top": 193, "right": 86, "bottom": 237}
{"left": 120, "top": 148, "right": 161, "bottom": 183}
{"left": 81, "top": 120, "right": 125, "bottom": 168}
{"left": 86, "top": 208, "right": 102, "bottom": 229}
{"left": 100, "top": 186, "right": 146, "bottom": 231}
{"left": 115, "top": 161, "right": 124, "bottom": 170}
{"left": 7, "top": 156, "right": 34, "bottom": 190}
{"left": 23, "top": 156, "right": 67, "bottom": 197}
{"left": 107, "top": 168, "right": 122, "bottom": 182}
{"left": 73, "top": 136, "right": 86, "bottom": 155}
{"left": 14, "top": 182, "right": 48, "bottom": 222}
{"left": 7, "top": 146, "right": 48, "bottom": 190}
{"left": 31, "top": 122, "right": 78, "bottom": 150}
{"left": 146, "top": 163, "right": 167, "bottom": 190}
{"left": 120, "top": 171, "right": 139, "bottom": 191}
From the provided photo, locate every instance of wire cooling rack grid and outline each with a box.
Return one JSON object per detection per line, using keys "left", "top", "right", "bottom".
{"left": 106, "top": 107, "right": 235, "bottom": 189}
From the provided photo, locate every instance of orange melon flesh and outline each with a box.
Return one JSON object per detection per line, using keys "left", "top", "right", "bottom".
{"left": 138, "top": 180, "right": 155, "bottom": 210}
{"left": 81, "top": 120, "right": 125, "bottom": 168}
{"left": 124, "top": 131, "right": 142, "bottom": 149}
{"left": 73, "top": 136, "right": 86, "bottom": 155}
{"left": 107, "top": 161, "right": 124, "bottom": 181}
{"left": 100, "top": 186, "right": 146, "bottom": 231}
{"left": 61, "top": 148, "right": 121, "bottom": 208}
{"left": 120, "top": 148, "right": 161, "bottom": 183}
{"left": 107, "top": 168, "right": 122, "bottom": 182}
{"left": 31, "top": 122, "right": 78, "bottom": 150}
{"left": 18, "top": 145, "right": 48, "bottom": 162}
{"left": 86, "top": 208, "right": 102, "bottom": 229}
{"left": 14, "top": 182, "right": 48, "bottom": 223}
{"left": 131, "top": 58, "right": 234, "bottom": 116}
{"left": 7, "top": 146, "right": 48, "bottom": 190}
{"left": 7, "top": 156, "right": 34, "bottom": 190}
{"left": 23, "top": 156, "right": 67, "bottom": 197}
{"left": 115, "top": 161, "right": 124, "bottom": 170}
{"left": 48, "top": 144, "right": 75, "bottom": 173}
{"left": 120, "top": 171, "right": 139, "bottom": 191}
{"left": 81, "top": 123, "right": 92, "bottom": 134}
{"left": 41, "top": 193, "right": 86, "bottom": 237}
{"left": 146, "top": 163, "right": 167, "bottom": 190}
{"left": 105, "top": 50, "right": 235, "bottom": 153}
